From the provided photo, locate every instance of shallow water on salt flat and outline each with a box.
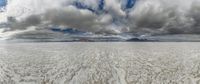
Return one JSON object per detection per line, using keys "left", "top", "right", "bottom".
{"left": 0, "top": 42, "right": 200, "bottom": 84}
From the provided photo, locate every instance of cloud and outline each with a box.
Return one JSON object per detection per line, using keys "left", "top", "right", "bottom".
{"left": 128, "top": 0, "right": 200, "bottom": 35}
{"left": 1, "top": 0, "right": 200, "bottom": 39}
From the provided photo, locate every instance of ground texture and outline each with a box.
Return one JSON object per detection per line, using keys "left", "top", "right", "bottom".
{"left": 0, "top": 42, "right": 200, "bottom": 84}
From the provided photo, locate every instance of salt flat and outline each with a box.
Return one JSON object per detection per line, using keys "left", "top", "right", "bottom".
{"left": 0, "top": 42, "right": 200, "bottom": 84}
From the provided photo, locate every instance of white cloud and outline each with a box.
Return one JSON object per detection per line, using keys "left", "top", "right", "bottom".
{"left": 104, "top": 0, "right": 126, "bottom": 17}
{"left": 128, "top": 0, "right": 200, "bottom": 34}
{"left": 1, "top": 0, "right": 200, "bottom": 40}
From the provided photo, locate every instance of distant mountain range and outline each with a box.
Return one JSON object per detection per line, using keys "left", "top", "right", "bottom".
{"left": 1, "top": 28, "right": 200, "bottom": 42}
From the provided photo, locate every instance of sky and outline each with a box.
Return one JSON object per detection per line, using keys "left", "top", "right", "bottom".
{"left": 1, "top": 0, "right": 200, "bottom": 41}
{"left": 0, "top": 0, "right": 6, "bottom": 7}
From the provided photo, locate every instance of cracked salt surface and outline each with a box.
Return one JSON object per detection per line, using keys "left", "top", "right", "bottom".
{"left": 0, "top": 42, "right": 200, "bottom": 84}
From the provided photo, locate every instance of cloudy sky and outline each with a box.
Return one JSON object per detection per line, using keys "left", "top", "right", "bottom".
{"left": 1, "top": 0, "right": 200, "bottom": 41}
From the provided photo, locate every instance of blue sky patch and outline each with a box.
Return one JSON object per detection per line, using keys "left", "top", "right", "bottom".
{"left": 0, "top": 0, "right": 6, "bottom": 7}
{"left": 51, "top": 28, "right": 85, "bottom": 34}
{"left": 98, "top": 0, "right": 104, "bottom": 10}
{"left": 126, "top": 0, "right": 136, "bottom": 9}
{"left": 73, "top": 1, "right": 96, "bottom": 13}
{"left": 73, "top": 0, "right": 106, "bottom": 14}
